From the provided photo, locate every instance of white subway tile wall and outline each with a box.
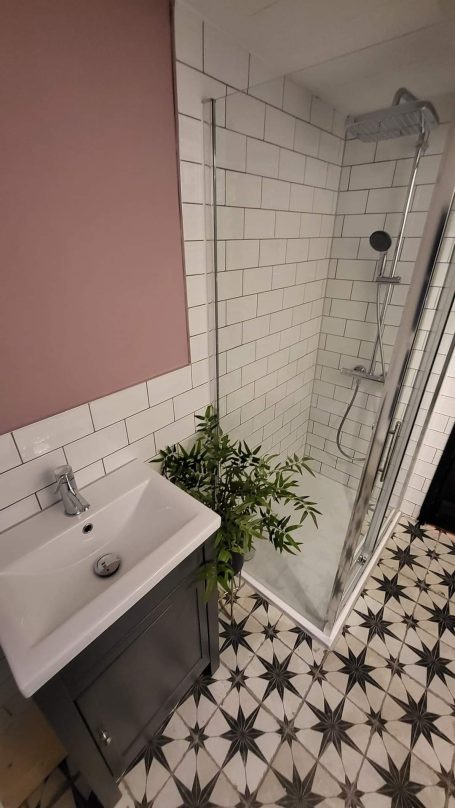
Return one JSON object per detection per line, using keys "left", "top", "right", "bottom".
{"left": 215, "top": 71, "right": 343, "bottom": 462}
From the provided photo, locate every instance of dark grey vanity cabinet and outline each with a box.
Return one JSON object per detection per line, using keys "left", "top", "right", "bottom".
{"left": 34, "top": 541, "right": 219, "bottom": 807}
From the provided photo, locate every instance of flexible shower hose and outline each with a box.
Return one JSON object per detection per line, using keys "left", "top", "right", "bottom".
{"left": 336, "top": 379, "right": 364, "bottom": 461}
{"left": 336, "top": 282, "right": 386, "bottom": 462}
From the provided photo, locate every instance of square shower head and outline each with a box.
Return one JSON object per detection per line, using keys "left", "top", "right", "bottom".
{"left": 345, "top": 99, "right": 439, "bottom": 142}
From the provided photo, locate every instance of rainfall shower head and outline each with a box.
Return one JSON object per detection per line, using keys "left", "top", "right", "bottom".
{"left": 345, "top": 89, "right": 439, "bottom": 142}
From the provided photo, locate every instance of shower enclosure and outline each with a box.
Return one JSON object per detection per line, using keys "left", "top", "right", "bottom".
{"left": 202, "top": 79, "right": 455, "bottom": 643}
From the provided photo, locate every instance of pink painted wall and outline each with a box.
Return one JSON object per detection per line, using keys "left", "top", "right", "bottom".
{"left": 0, "top": 0, "right": 189, "bottom": 433}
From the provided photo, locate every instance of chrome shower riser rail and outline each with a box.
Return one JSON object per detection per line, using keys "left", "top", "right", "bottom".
{"left": 367, "top": 126, "right": 427, "bottom": 376}
{"left": 338, "top": 121, "right": 427, "bottom": 461}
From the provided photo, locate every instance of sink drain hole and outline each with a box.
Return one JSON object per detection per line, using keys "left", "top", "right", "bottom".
{"left": 94, "top": 553, "right": 121, "bottom": 578}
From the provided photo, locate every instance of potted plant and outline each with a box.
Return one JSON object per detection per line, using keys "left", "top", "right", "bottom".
{"left": 154, "top": 406, "right": 319, "bottom": 595}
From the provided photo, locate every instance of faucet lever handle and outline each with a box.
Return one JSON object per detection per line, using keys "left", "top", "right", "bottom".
{"left": 54, "top": 464, "right": 73, "bottom": 479}
{"left": 54, "top": 465, "right": 74, "bottom": 491}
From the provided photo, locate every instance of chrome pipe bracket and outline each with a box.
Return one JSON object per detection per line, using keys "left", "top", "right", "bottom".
{"left": 375, "top": 275, "right": 402, "bottom": 284}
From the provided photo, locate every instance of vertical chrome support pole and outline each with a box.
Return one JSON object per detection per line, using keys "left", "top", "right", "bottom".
{"left": 210, "top": 99, "right": 220, "bottom": 417}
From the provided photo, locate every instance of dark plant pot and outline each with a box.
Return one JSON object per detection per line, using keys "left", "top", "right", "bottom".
{"left": 231, "top": 552, "right": 244, "bottom": 574}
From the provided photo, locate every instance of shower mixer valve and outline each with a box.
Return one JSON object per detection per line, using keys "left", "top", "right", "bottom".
{"left": 341, "top": 366, "right": 385, "bottom": 383}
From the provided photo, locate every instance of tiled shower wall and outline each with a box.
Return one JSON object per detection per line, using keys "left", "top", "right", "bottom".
{"left": 305, "top": 104, "right": 452, "bottom": 489}
{"left": 214, "top": 84, "right": 344, "bottom": 456}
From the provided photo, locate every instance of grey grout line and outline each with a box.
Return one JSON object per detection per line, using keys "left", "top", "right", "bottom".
{"left": 10, "top": 431, "right": 24, "bottom": 465}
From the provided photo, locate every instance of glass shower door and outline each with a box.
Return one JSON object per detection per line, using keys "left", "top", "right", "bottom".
{"left": 324, "top": 133, "right": 455, "bottom": 633}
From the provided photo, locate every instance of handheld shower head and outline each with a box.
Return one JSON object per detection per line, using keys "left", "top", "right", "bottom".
{"left": 369, "top": 230, "right": 392, "bottom": 253}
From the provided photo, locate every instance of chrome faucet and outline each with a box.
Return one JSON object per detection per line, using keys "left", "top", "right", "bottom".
{"left": 54, "top": 465, "right": 90, "bottom": 516}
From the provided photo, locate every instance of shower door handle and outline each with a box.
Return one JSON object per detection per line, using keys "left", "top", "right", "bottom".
{"left": 379, "top": 420, "right": 402, "bottom": 482}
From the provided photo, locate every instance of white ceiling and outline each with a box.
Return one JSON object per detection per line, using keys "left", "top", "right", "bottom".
{"left": 186, "top": 0, "right": 455, "bottom": 113}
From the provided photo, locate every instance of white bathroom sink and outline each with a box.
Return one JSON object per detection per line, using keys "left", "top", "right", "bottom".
{"left": 0, "top": 460, "right": 220, "bottom": 696}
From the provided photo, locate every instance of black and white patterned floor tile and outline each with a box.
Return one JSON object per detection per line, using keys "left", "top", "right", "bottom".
{"left": 293, "top": 678, "right": 373, "bottom": 785}
{"left": 202, "top": 684, "right": 281, "bottom": 795}
{"left": 362, "top": 566, "right": 423, "bottom": 619}
{"left": 217, "top": 606, "right": 265, "bottom": 673}
{"left": 152, "top": 749, "right": 238, "bottom": 808}
{"left": 378, "top": 529, "right": 432, "bottom": 582}
{"left": 256, "top": 738, "right": 344, "bottom": 806}
{"left": 344, "top": 592, "right": 408, "bottom": 658}
{"left": 177, "top": 663, "right": 233, "bottom": 728}
{"left": 123, "top": 711, "right": 192, "bottom": 804}
{"left": 395, "top": 627, "right": 455, "bottom": 704}
{"left": 228, "top": 585, "right": 282, "bottom": 631}
{"left": 357, "top": 730, "right": 447, "bottom": 806}
{"left": 242, "top": 635, "right": 313, "bottom": 720}
{"left": 26, "top": 519, "right": 455, "bottom": 808}
{"left": 324, "top": 631, "right": 391, "bottom": 713}
{"left": 412, "top": 590, "right": 455, "bottom": 650}
{"left": 261, "top": 611, "right": 328, "bottom": 666}
{"left": 380, "top": 671, "right": 455, "bottom": 772}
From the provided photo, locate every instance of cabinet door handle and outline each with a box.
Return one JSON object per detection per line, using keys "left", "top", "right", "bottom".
{"left": 98, "top": 727, "right": 112, "bottom": 746}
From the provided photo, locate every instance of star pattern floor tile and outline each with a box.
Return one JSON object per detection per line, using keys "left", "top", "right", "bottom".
{"left": 358, "top": 729, "right": 447, "bottom": 806}
{"left": 242, "top": 635, "right": 312, "bottom": 720}
{"left": 412, "top": 591, "right": 455, "bottom": 650}
{"left": 123, "top": 711, "right": 190, "bottom": 803}
{"left": 203, "top": 686, "right": 281, "bottom": 794}
{"left": 344, "top": 592, "right": 408, "bottom": 658}
{"left": 256, "top": 739, "right": 344, "bottom": 806}
{"left": 293, "top": 678, "right": 372, "bottom": 784}
{"left": 362, "top": 566, "right": 422, "bottom": 618}
{"left": 264, "top": 610, "right": 327, "bottom": 665}
{"left": 324, "top": 631, "right": 391, "bottom": 712}
{"left": 218, "top": 608, "right": 266, "bottom": 672}
{"left": 29, "top": 520, "right": 455, "bottom": 808}
{"left": 177, "top": 662, "right": 233, "bottom": 728}
{"left": 378, "top": 529, "right": 432, "bottom": 582}
{"left": 381, "top": 672, "right": 455, "bottom": 771}
{"left": 152, "top": 748, "right": 239, "bottom": 808}
{"left": 396, "top": 628, "right": 455, "bottom": 704}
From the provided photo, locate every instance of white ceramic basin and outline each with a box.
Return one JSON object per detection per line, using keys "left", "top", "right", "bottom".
{"left": 0, "top": 460, "right": 220, "bottom": 696}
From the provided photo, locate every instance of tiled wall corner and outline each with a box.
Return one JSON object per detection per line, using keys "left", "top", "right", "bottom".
{"left": 213, "top": 71, "right": 343, "bottom": 460}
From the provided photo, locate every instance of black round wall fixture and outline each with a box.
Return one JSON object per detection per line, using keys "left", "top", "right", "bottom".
{"left": 369, "top": 230, "right": 392, "bottom": 253}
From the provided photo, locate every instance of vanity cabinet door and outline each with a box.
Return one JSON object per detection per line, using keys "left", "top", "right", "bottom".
{"left": 76, "top": 577, "right": 208, "bottom": 778}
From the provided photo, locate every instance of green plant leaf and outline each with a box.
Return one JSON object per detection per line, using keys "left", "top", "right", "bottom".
{"left": 152, "top": 404, "right": 321, "bottom": 590}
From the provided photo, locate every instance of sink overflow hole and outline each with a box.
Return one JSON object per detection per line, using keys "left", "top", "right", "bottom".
{"left": 82, "top": 523, "right": 93, "bottom": 534}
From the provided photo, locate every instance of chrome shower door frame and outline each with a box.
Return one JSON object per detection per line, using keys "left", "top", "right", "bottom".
{"left": 324, "top": 121, "right": 455, "bottom": 633}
